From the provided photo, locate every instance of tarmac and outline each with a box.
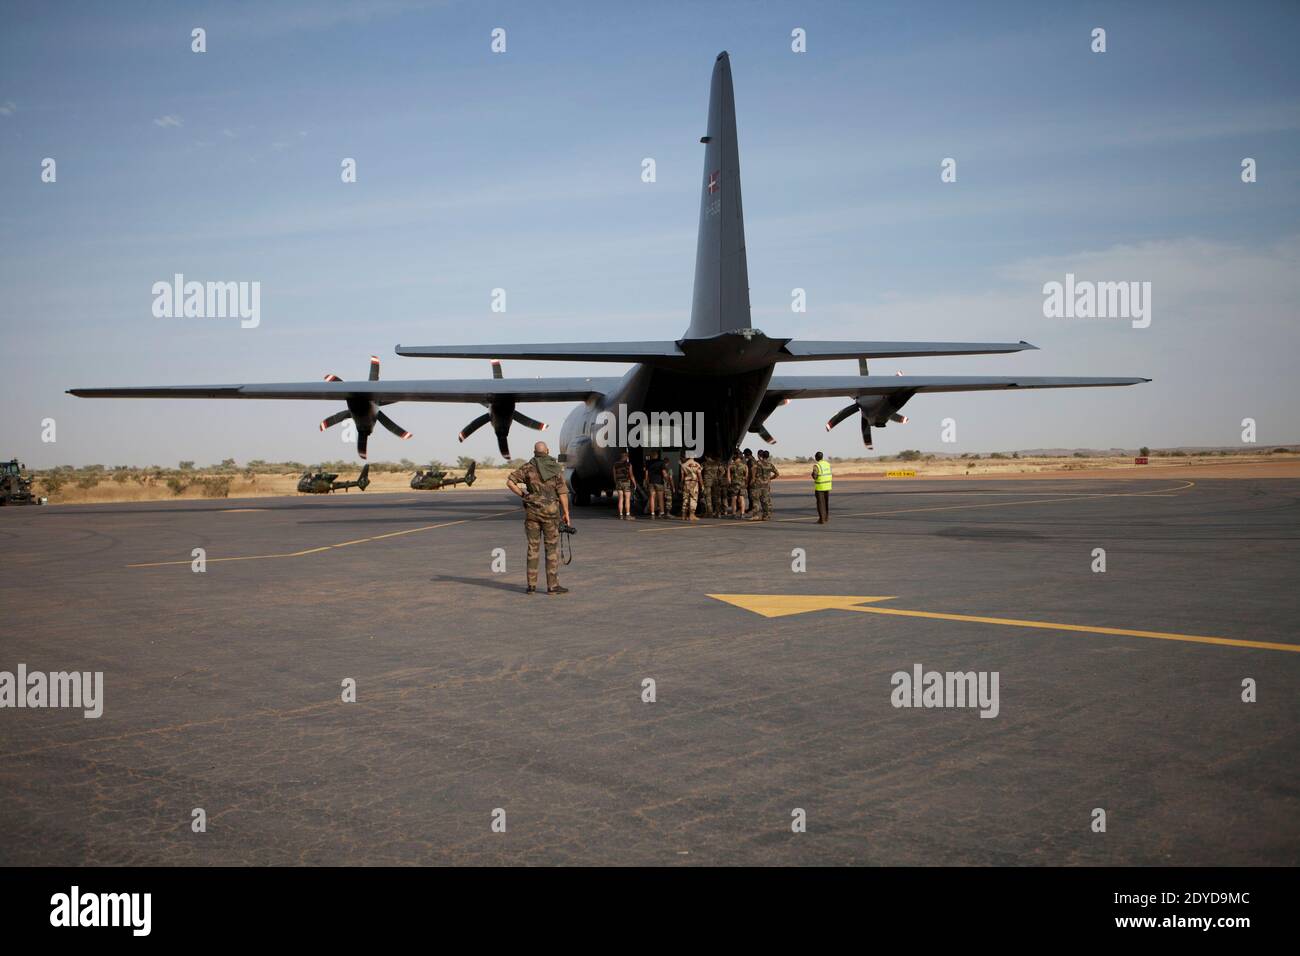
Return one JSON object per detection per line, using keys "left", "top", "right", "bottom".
{"left": 1, "top": 475, "right": 1297, "bottom": 865}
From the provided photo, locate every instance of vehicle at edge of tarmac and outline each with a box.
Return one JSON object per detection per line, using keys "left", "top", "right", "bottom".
{"left": 0, "top": 459, "right": 46, "bottom": 505}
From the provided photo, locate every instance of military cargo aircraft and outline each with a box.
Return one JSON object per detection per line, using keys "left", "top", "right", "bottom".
{"left": 70, "top": 52, "right": 1148, "bottom": 505}
{"left": 410, "top": 460, "right": 476, "bottom": 491}
{"left": 297, "top": 464, "right": 370, "bottom": 494}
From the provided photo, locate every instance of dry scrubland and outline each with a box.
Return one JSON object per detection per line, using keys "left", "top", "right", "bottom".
{"left": 25, "top": 450, "right": 1300, "bottom": 505}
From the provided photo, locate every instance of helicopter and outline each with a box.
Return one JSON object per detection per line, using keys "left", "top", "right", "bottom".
{"left": 410, "top": 460, "right": 476, "bottom": 491}
{"left": 298, "top": 463, "right": 370, "bottom": 494}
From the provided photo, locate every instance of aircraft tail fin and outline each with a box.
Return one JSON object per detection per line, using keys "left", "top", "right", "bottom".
{"left": 465, "top": 460, "right": 477, "bottom": 486}
{"left": 357, "top": 463, "right": 370, "bottom": 491}
{"left": 686, "top": 52, "right": 751, "bottom": 340}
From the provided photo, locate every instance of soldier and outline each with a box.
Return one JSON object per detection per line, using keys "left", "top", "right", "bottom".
{"left": 699, "top": 455, "right": 719, "bottom": 517}
{"left": 679, "top": 452, "right": 703, "bottom": 521}
{"left": 728, "top": 449, "right": 748, "bottom": 518}
{"left": 747, "top": 449, "right": 780, "bottom": 520}
{"left": 644, "top": 449, "right": 673, "bottom": 519}
{"left": 742, "top": 448, "right": 755, "bottom": 513}
{"left": 612, "top": 449, "right": 637, "bottom": 520}
{"left": 506, "top": 441, "right": 572, "bottom": 594}
{"left": 712, "top": 455, "right": 728, "bottom": 516}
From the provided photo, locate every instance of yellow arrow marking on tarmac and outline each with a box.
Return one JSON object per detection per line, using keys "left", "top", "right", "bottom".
{"left": 706, "top": 594, "right": 1300, "bottom": 653}
{"left": 707, "top": 594, "right": 898, "bottom": 618}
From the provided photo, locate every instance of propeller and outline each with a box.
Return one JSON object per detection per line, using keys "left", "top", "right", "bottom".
{"left": 748, "top": 396, "right": 790, "bottom": 444}
{"left": 825, "top": 396, "right": 912, "bottom": 449}
{"left": 318, "top": 355, "right": 412, "bottom": 459}
{"left": 822, "top": 360, "right": 912, "bottom": 449}
{"left": 456, "top": 360, "right": 547, "bottom": 457}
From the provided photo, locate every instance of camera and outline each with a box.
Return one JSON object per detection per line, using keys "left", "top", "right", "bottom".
{"left": 559, "top": 522, "right": 577, "bottom": 535}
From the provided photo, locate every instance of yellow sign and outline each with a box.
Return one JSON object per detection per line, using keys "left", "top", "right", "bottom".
{"left": 885, "top": 469, "right": 917, "bottom": 478}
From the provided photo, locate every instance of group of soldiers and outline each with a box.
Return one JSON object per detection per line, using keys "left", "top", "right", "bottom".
{"left": 509, "top": 441, "right": 830, "bottom": 595}
{"left": 613, "top": 447, "right": 781, "bottom": 521}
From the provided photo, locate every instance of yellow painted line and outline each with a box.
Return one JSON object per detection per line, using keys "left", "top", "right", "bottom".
{"left": 126, "top": 508, "right": 516, "bottom": 567}
{"left": 220, "top": 508, "right": 267, "bottom": 513}
{"left": 845, "top": 605, "right": 1300, "bottom": 653}
{"left": 642, "top": 481, "right": 1194, "bottom": 532}
{"left": 707, "top": 591, "right": 1298, "bottom": 654}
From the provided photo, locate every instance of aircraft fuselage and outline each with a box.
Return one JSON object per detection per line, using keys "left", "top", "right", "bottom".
{"left": 557, "top": 356, "right": 773, "bottom": 501}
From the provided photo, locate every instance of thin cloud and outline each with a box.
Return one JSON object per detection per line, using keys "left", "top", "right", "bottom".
{"left": 152, "top": 114, "right": 182, "bottom": 128}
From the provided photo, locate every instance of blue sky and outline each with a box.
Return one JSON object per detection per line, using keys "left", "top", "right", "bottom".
{"left": 2, "top": 0, "right": 1298, "bottom": 466}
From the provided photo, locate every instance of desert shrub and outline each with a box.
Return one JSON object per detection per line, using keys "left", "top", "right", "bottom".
{"left": 197, "top": 476, "right": 231, "bottom": 498}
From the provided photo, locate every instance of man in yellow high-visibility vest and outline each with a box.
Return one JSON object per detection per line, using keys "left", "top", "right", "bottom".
{"left": 811, "top": 451, "right": 832, "bottom": 524}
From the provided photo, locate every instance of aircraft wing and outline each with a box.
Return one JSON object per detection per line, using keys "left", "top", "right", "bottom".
{"left": 767, "top": 375, "right": 1150, "bottom": 401}
{"left": 67, "top": 377, "right": 622, "bottom": 404}
{"left": 396, "top": 342, "right": 685, "bottom": 362}
{"left": 777, "top": 340, "right": 1038, "bottom": 361}
{"left": 395, "top": 338, "right": 1039, "bottom": 364}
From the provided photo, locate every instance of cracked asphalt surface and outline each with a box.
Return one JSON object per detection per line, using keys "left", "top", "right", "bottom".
{"left": 1, "top": 477, "right": 1297, "bottom": 865}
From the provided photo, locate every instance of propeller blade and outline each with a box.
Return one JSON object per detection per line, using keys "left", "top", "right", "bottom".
{"left": 357, "top": 430, "right": 369, "bottom": 459}
{"left": 324, "top": 374, "right": 343, "bottom": 382}
{"left": 376, "top": 410, "right": 412, "bottom": 440}
{"left": 491, "top": 359, "right": 503, "bottom": 380}
{"left": 369, "top": 355, "right": 381, "bottom": 382}
{"left": 858, "top": 358, "right": 869, "bottom": 376}
{"left": 890, "top": 413, "right": 909, "bottom": 424}
{"left": 488, "top": 400, "right": 516, "bottom": 459}
{"left": 320, "top": 410, "right": 351, "bottom": 432}
{"left": 825, "top": 403, "right": 858, "bottom": 431}
{"left": 860, "top": 416, "right": 873, "bottom": 449}
{"left": 458, "top": 412, "right": 491, "bottom": 442}
{"left": 755, "top": 424, "right": 777, "bottom": 444}
{"left": 511, "top": 411, "right": 547, "bottom": 431}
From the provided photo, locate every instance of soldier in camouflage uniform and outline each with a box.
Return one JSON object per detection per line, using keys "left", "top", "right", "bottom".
{"left": 699, "top": 455, "right": 719, "bottom": 517}
{"left": 747, "top": 449, "right": 781, "bottom": 520}
{"left": 728, "top": 449, "right": 748, "bottom": 517}
{"left": 712, "top": 455, "right": 728, "bottom": 516}
{"left": 679, "top": 452, "right": 703, "bottom": 520}
{"left": 506, "top": 441, "right": 571, "bottom": 594}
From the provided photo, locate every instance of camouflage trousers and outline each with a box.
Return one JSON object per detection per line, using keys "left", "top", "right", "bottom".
{"left": 525, "top": 517, "right": 561, "bottom": 590}
{"left": 752, "top": 485, "right": 772, "bottom": 518}
{"left": 682, "top": 481, "right": 700, "bottom": 517}
{"left": 700, "top": 480, "right": 715, "bottom": 516}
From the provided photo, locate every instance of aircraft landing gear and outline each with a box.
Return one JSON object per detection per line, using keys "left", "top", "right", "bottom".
{"left": 571, "top": 474, "right": 592, "bottom": 506}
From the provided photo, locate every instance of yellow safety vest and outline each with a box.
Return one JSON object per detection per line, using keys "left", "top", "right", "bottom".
{"left": 813, "top": 460, "right": 832, "bottom": 491}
